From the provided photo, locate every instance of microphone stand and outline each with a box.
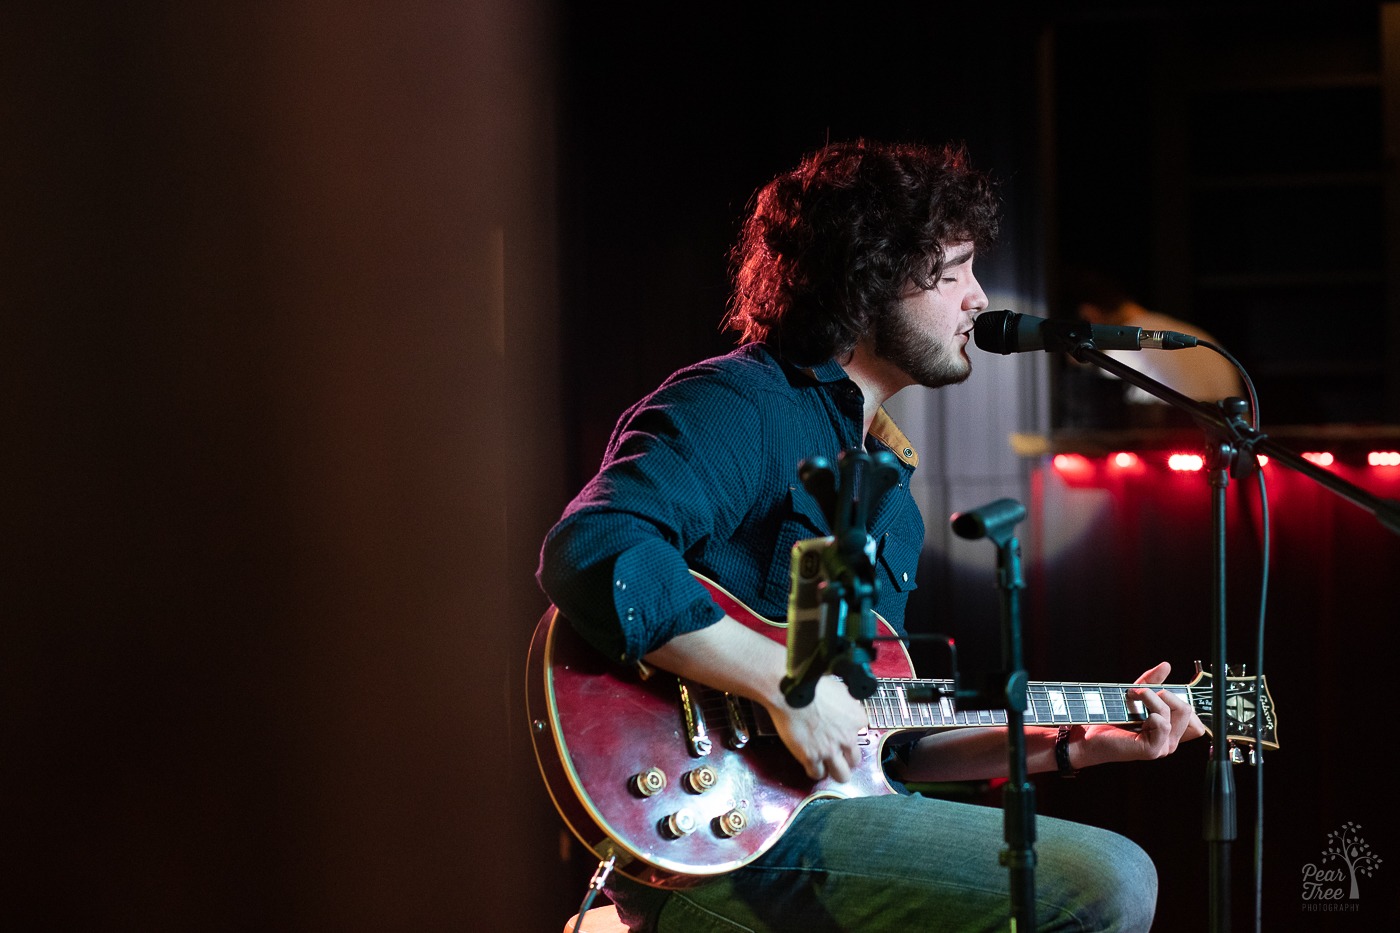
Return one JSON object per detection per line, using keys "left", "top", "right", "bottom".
{"left": 1054, "top": 337, "right": 1400, "bottom": 933}
{"left": 792, "top": 462, "right": 1041, "bottom": 928}
{"left": 1066, "top": 346, "right": 1400, "bottom": 532}
{"left": 951, "top": 499, "right": 1036, "bottom": 933}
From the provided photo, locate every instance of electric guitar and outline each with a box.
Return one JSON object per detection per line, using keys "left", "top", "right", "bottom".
{"left": 526, "top": 573, "right": 1279, "bottom": 889}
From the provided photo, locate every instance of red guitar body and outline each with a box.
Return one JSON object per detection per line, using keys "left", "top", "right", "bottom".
{"left": 525, "top": 575, "right": 913, "bottom": 889}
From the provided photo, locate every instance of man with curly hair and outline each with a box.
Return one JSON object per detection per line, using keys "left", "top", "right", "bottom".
{"left": 539, "top": 140, "right": 1203, "bottom": 932}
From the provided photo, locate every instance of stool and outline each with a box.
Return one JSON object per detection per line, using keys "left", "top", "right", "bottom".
{"left": 563, "top": 902, "right": 628, "bottom": 933}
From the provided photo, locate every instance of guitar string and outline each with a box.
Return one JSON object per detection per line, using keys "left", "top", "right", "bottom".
{"left": 688, "top": 683, "right": 1206, "bottom": 729}
{"left": 679, "top": 682, "right": 1272, "bottom": 750}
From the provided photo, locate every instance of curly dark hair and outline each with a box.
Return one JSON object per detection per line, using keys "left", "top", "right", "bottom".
{"left": 724, "top": 139, "right": 1000, "bottom": 365}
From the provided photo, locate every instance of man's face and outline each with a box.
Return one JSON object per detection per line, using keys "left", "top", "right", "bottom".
{"left": 875, "top": 242, "right": 988, "bottom": 389}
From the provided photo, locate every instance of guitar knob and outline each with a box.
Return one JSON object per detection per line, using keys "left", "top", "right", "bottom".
{"left": 631, "top": 767, "right": 667, "bottom": 797}
{"left": 682, "top": 765, "right": 719, "bottom": 794}
{"left": 661, "top": 808, "right": 698, "bottom": 838}
{"left": 714, "top": 808, "right": 748, "bottom": 838}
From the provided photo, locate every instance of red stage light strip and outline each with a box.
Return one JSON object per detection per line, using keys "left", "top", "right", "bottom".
{"left": 1052, "top": 452, "right": 1095, "bottom": 479}
{"left": 1168, "top": 453, "right": 1204, "bottom": 472}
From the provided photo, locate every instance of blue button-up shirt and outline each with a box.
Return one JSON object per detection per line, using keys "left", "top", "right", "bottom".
{"left": 537, "top": 342, "right": 924, "bottom": 664}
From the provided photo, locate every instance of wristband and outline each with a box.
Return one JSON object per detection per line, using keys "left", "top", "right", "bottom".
{"left": 1055, "top": 725, "right": 1079, "bottom": 778}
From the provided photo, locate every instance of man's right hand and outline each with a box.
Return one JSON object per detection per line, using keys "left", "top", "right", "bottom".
{"left": 644, "top": 616, "right": 869, "bottom": 783}
{"left": 765, "top": 674, "right": 867, "bottom": 782}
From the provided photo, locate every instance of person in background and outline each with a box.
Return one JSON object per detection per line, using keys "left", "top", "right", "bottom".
{"left": 1059, "top": 269, "right": 1245, "bottom": 423}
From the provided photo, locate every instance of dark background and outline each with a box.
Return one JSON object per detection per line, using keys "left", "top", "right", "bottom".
{"left": 5, "top": 2, "right": 1397, "bottom": 931}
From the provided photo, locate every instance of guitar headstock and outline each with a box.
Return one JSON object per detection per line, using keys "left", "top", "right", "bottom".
{"left": 1185, "top": 668, "right": 1279, "bottom": 750}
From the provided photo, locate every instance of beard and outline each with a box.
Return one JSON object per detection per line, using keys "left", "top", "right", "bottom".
{"left": 872, "top": 303, "right": 972, "bottom": 389}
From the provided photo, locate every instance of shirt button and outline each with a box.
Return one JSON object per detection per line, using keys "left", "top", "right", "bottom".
{"left": 902, "top": 572, "right": 909, "bottom": 583}
{"left": 903, "top": 447, "right": 913, "bottom": 458}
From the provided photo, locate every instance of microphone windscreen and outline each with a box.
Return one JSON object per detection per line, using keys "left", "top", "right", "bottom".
{"left": 972, "top": 310, "right": 1022, "bottom": 354}
{"left": 951, "top": 498, "right": 1027, "bottom": 542}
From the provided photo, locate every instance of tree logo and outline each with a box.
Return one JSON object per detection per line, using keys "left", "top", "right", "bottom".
{"left": 1301, "top": 821, "right": 1383, "bottom": 908}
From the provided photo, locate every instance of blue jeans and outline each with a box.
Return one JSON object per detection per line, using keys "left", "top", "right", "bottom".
{"left": 607, "top": 795, "right": 1157, "bottom": 932}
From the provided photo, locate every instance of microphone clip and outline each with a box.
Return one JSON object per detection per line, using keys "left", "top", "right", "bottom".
{"left": 780, "top": 449, "right": 898, "bottom": 707}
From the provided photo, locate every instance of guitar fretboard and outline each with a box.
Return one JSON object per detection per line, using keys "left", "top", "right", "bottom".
{"left": 864, "top": 679, "right": 1190, "bottom": 730}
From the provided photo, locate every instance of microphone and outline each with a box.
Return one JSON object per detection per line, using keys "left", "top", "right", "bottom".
{"left": 951, "top": 498, "right": 1027, "bottom": 543}
{"left": 973, "top": 309, "right": 1199, "bottom": 355}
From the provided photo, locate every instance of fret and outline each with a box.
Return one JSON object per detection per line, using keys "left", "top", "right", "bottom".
{"left": 878, "top": 683, "right": 904, "bottom": 728}
{"left": 868, "top": 687, "right": 888, "bottom": 729}
{"left": 867, "top": 687, "right": 889, "bottom": 729}
{"left": 951, "top": 700, "right": 973, "bottom": 727}
{"left": 1061, "top": 684, "right": 1097, "bottom": 724}
{"left": 1026, "top": 687, "right": 1056, "bottom": 724}
{"left": 887, "top": 686, "right": 905, "bottom": 727}
{"left": 1078, "top": 687, "right": 1110, "bottom": 723}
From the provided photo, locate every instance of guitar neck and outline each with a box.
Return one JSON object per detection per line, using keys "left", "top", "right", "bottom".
{"left": 866, "top": 678, "right": 1180, "bottom": 731}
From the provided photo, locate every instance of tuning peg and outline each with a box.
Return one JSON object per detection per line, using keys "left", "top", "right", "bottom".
{"left": 1228, "top": 664, "right": 1246, "bottom": 677}
{"left": 1193, "top": 660, "right": 1204, "bottom": 676}
{"left": 1226, "top": 744, "right": 1260, "bottom": 766}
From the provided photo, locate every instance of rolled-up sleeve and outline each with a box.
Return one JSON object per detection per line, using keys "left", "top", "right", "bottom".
{"left": 537, "top": 368, "right": 762, "bottom": 662}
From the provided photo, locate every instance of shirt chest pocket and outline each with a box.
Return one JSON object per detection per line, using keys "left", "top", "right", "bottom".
{"left": 877, "top": 531, "right": 919, "bottom": 594}
{"left": 761, "top": 485, "right": 832, "bottom": 603}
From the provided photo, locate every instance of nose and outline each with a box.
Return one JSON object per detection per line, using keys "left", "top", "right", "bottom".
{"left": 966, "top": 277, "right": 989, "bottom": 313}
{"left": 968, "top": 282, "right": 991, "bottom": 316}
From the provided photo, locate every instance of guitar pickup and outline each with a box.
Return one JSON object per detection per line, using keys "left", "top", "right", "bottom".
{"left": 724, "top": 693, "right": 750, "bottom": 749}
{"left": 678, "top": 680, "right": 712, "bottom": 756}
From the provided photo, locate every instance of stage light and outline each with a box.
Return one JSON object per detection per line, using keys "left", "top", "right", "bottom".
{"left": 1168, "top": 453, "right": 1204, "bottom": 472}
{"left": 1052, "top": 452, "right": 1094, "bottom": 479}
{"left": 1111, "top": 452, "right": 1140, "bottom": 469}
{"left": 1368, "top": 451, "right": 1400, "bottom": 467}
{"left": 1302, "top": 451, "right": 1335, "bottom": 467}
{"left": 1256, "top": 454, "right": 1269, "bottom": 467}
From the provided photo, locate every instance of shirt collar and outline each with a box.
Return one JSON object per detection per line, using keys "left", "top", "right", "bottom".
{"left": 767, "top": 346, "right": 849, "bottom": 385}
{"left": 804, "top": 356, "right": 849, "bottom": 384}
{"left": 870, "top": 408, "right": 920, "bottom": 468}
{"left": 781, "top": 350, "right": 921, "bottom": 469}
